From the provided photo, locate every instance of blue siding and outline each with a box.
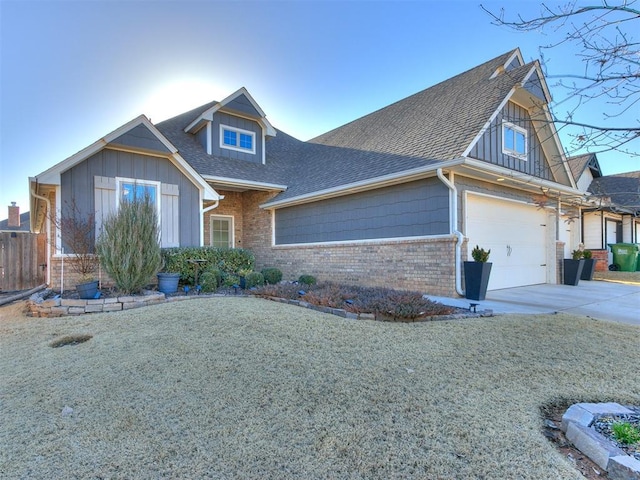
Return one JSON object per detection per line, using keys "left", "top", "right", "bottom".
{"left": 275, "top": 178, "right": 449, "bottom": 244}
{"left": 225, "top": 94, "right": 261, "bottom": 117}
{"left": 61, "top": 149, "right": 201, "bottom": 248}
{"left": 469, "top": 101, "right": 553, "bottom": 180}
{"left": 211, "top": 112, "right": 262, "bottom": 163}
{"left": 109, "top": 124, "right": 171, "bottom": 153}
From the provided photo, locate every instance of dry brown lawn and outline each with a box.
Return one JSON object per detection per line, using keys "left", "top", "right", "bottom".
{"left": 1, "top": 297, "right": 638, "bottom": 479}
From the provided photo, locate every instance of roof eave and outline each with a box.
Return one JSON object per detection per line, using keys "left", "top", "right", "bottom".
{"left": 260, "top": 159, "right": 463, "bottom": 209}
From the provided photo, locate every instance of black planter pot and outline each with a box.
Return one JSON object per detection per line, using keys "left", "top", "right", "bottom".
{"left": 76, "top": 280, "right": 99, "bottom": 299}
{"left": 157, "top": 273, "right": 180, "bottom": 294}
{"left": 464, "top": 261, "right": 492, "bottom": 301}
{"left": 563, "top": 259, "right": 585, "bottom": 286}
{"left": 580, "top": 258, "right": 596, "bottom": 281}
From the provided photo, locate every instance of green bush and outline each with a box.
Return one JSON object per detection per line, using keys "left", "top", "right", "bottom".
{"left": 244, "top": 272, "right": 265, "bottom": 289}
{"left": 261, "top": 267, "right": 283, "bottom": 285}
{"left": 199, "top": 268, "right": 222, "bottom": 292}
{"left": 96, "top": 197, "right": 162, "bottom": 294}
{"left": 223, "top": 274, "right": 241, "bottom": 287}
{"left": 161, "top": 247, "right": 254, "bottom": 285}
{"left": 298, "top": 274, "right": 317, "bottom": 285}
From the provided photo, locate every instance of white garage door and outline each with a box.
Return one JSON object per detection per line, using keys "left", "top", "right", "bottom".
{"left": 466, "top": 194, "right": 548, "bottom": 290}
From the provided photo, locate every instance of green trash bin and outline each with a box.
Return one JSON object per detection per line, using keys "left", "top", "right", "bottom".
{"left": 609, "top": 243, "right": 640, "bottom": 272}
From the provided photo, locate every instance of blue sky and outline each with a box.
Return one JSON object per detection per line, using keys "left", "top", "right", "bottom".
{"left": 1, "top": 0, "right": 637, "bottom": 217}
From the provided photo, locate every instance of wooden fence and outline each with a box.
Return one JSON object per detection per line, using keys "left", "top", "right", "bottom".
{"left": 0, "top": 232, "right": 46, "bottom": 291}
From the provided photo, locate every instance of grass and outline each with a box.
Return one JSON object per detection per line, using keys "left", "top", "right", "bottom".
{"left": 1, "top": 297, "right": 638, "bottom": 479}
{"left": 594, "top": 269, "right": 640, "bottom": 285}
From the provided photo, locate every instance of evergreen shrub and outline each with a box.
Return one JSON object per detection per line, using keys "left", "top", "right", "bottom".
{"left": 261, "top": 267, "right": 283, "bottom": 285}
{"left": 96, "top": 197, "right": 162, "bottom": 294}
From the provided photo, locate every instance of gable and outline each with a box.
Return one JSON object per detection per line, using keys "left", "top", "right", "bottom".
{"left": 223, "top": 94, "right": 261, "bottom": 117}
{"left": 109, "top": 124, "right": 172, "bottom": 154}
{"left": 467, "top": 101, "right": 556, "bottom": 181}
{"left": 522, "top": 70, "right": 547, "bottom": 102}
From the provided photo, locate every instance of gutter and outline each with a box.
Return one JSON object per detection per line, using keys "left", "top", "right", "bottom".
{"left": 30, "top": 187, "right": 52, "bottom": 286}
{"left": 261, "top": 158, "right": 464, "bottom": 209}
{"left": 437, "top": 168, "right": 465, "bottom": 296}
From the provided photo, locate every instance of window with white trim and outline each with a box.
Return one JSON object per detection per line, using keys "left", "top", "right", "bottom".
{"left": 502, "top": 122, "right": 527, "bottom": 159}
{"left": 220, "top": 124, "right": 255, "bottom": 154}
{"left": 210, "top": 215, "right": 234, "bottom": 248}
{"left": 117, "top": 178, "right": 160, "bottom": 212}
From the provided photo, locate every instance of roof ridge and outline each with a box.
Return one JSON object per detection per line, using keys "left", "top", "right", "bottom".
{"left": 310, "top": 49, "right": 520, "bottom": 144}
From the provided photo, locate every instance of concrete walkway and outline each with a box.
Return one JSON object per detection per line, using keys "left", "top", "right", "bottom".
{"left": 429, "top": 280, "right": 640, "bottom": 326}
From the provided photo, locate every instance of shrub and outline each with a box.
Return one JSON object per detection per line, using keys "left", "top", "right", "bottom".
{"left": 199, "top": 268, "right": 222, "bottom": 292}
{"left": 582, "top": 249, "right": 593, "bottom": 259}
{"left": 223, "top": 274, "right": 241, "bottom": 287}
{"left": 244, "top": 272, "right": 265, "bottom": 289}
{"left": 571, "top": 249, "right": 583, "bottom": 260}
{"left": 253, "top": 282, "right": 455, "bottom": 321}
{"left": 161, "top": 247, "right": 254, "bottom": 285}
{"left": 471, "top": 245, "right": 490, "bottom": 262}
{"left": 96, "top": 197, "right": 162, "bottom": 294}
{"left": 261, "top": 267, "right": 283, "bottom": 285}
{"left": 298, "top": 274, "right": 317, "bottom": 285}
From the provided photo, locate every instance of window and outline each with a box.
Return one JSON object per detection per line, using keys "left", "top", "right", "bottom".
{"left": 210, "top": 215, "right": 233, "bottom": 248}
{"left": 220, "top": 125, "right": 255, "bottom": 154}
{"left": 120, "top": 182, "right": 157, "bottom": 204}
{"left": 502, "top": 122, "right": 527, "bottom": 159}
{"left": 116, "top": 177, "right": 161, "bottom": 221}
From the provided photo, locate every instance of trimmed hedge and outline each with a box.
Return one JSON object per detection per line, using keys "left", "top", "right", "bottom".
{"left": 298, "top": 274, "right": 317, "bottom": 286}
{"left": 244, "top": 272, "right": 265, "bottom": 289}
{"left": 261, "top": 267, "right": 283, "bottom": 285}
{"left": 161, "top": 247, "right": 254, "bottom": 285}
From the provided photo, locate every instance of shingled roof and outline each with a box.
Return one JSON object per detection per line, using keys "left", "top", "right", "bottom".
{"left": 156, "top": 49, "right": 543, "bottom": 204}
{"left": 588, "top": 171, "right": 640, "bottom": 213}
{"left": 310, "top": 49, "right": 530, "bottom": 159}
{"left": 0, "top": 211, "right": 31, "bottom": 232}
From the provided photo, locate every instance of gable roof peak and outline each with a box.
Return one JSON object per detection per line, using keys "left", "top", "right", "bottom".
{"left": 183, "top": 87, "right": 277, "bottom": 137}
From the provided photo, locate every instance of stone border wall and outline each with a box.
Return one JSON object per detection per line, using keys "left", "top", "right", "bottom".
{"left": 27, "top": 291, "right": 202, "bottom": 318}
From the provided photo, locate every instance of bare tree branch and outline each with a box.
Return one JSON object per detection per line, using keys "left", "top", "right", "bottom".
{"left": 481, "top": 1, "right": 640, "bottom": 157}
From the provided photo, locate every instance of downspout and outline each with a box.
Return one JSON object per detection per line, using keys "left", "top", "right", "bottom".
{"left": 436, "top": 169, "right": 464, "bottom": 296}
{"left": 30, "top": 189, "right": 52, "bottom": 286}
{"left": 200, "top": 199, "right": 220, "bottom": 246}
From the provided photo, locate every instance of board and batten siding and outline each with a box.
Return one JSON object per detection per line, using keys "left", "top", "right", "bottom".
{"left": 61, "top": 149, "right": 200, "bottom": 248}
{"left": 274, "top": 178, "right": 449, "bottom": 245}
{"left": 469, "top": 101, "right": 553, "bottom": 181}
{"left": 209, "top": 112, "right": 263, "bottom": 163}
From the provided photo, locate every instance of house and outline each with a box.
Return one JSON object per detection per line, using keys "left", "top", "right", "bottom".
{"left": 570, "top": 153, "right": 639, "bottom": 268}
{"left": 31, "top": 48, "right": 595, "bottom": 295}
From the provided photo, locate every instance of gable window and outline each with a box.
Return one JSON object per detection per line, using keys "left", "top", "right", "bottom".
{"left": 502, "top": 122, "right": 527, "bottom": 159}
{"left": 210, "top": 215, "right": 234, "bottom": 248}
{"left": 220, "top": 125, "right": 255, "bottom": 154}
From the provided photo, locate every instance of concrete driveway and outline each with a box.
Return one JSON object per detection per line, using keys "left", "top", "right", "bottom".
{"left": 429, "top": 280, "right": 640, "bottom": 325}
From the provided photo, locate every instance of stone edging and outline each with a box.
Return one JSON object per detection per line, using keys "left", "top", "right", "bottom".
{"left": 27, "top": 290, "right": 222, "bottom": 318}
{"left": 561, "top": 402, "right": 640, "bottom": 479}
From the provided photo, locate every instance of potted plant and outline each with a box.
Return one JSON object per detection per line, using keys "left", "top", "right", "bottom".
{"left": 464, "top": 245, "right": 492, "bottom": 301}
{"left": 580, "top": 249, "right": 596, "bottom": 281}
{"left": 563, "top": 249, "right": 585, "bottom": 286}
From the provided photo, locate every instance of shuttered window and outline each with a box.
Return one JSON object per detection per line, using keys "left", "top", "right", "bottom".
{"left": 94, "top": 176, "right": 179, "bottom": 248}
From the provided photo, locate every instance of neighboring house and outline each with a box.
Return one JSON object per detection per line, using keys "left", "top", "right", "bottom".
{"left": 570, "top": 154, "right": 639, "bottom": 266}
{"left": 31, "top": 48, "right": 595, "bottom": 295}
{"left": 0, "top": 203, "right": 47, "bottom": 290}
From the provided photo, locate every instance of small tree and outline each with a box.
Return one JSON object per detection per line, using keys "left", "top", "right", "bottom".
{"left": 51, "top": 199, "right": 99, "bottom": 283}
{"left": 96, "top": 196, "right": 163, "bottom": 294}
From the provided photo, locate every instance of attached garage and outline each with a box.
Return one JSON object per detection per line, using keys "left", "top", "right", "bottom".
{"left": 465, "top": 193, "right": 550, "bottom": 290}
